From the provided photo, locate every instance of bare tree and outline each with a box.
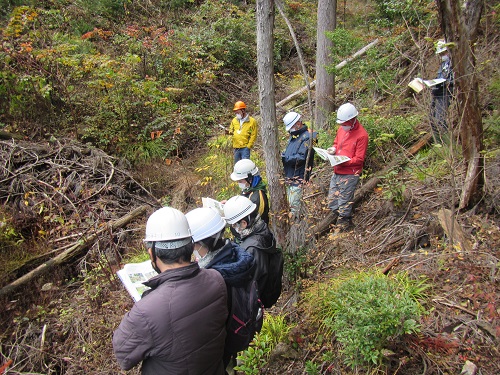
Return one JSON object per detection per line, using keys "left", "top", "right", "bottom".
{"left": 256, "top": 0, "right": 289, "bottom": 245}
{"left": 436, "top": 0, "right": 484, "bottom": 209}
{"left": 315, "top": 0, "right": 337, "bottom": 130}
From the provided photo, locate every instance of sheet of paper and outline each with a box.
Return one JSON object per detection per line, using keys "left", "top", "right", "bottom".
{"left": 117, "top": 260, "right": 157, "bottom": 302}
{"left": 202, "top": 197, "right": 224, "bottom": 216}
{"left": 314, "top": 147, "right": 350, "bottom": 166}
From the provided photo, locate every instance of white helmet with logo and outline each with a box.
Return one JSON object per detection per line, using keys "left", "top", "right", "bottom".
{"left": 144, "top": 207, "right": 192, "bottom": 249}
{"left": 283, "top": 112, "right": 301, "bottom": 131}
{"left": 336, "top": 103, "right": 358, "bottom": 124}
{"left": 230, "top": 159, "right": 259, "bottom": 181}
{"left": 185, "top": 207, "right": 226, "bottom": 242}
{"left": 223, "top": 196, "right": 256, "bottom": 224}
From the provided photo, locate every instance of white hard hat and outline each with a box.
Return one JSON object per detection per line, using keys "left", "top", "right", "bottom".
{"left": 223, "top": 195, "right": 256, "bottom": 224}
{"left": 144, "top": 207, "right": 192, "bottom": 246}
{"left": 230, "top": 159, "right": 259, "bottom": 181}
{"left": 283, "top": 112, "right": 301, "bottom": 131}
{"left": 435, "top": 40, "right": 447, "bottom": 54}
{"left": 336, "top": 103, "right": 358, "bottom": 123}
{"left": 185, "top": 207, "right": 226, "bottom": 242}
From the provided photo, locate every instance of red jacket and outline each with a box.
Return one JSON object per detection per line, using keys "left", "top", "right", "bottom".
{"left": 332, "top": 119, "right": 369, "bottom": 175}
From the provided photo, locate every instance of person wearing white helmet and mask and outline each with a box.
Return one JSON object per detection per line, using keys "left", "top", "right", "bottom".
{"left": 326, "top": 103, "right": 369, "bottom": 231}
{"left": 230, "top": 159, "right": 270, "bottom": 224}
{"left": 113, "top": 207, "right": 228, "bottom": 375}
{"left": 223, "top": 196, "right": 282, "bottom": 309}
{"left": 185, "top": 207, "right": 256, "bottom": 372}
{"left": 281, "top": 111, "right": 317, "bottom": 216}
{"left": 430, "top": 39, "right": 454, "bottom": 143}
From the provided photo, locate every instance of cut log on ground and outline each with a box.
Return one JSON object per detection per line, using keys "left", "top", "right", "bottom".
{"left": 0, "top": 205, "right": 148, "bottom": 298}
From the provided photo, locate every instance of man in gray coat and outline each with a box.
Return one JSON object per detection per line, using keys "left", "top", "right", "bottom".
{"left": 113, "top": 207, "right": 228, "bottom": 374}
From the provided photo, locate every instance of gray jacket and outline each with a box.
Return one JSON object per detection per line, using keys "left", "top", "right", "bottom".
{"left": 113, "top": 263, "right": 228, "bottom": 374}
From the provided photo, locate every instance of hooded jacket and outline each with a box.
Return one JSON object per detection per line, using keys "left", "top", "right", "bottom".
{"left": 332, "top": 119, "right": 368, "bottom": 175}
{"left": 204, "top": 240, "right": 255, "bottom": 288}
{"left": 229, "top": 115, "right": 258, "bottom": 149}
{"left": 282, "top": 125, "right": 317, "bottom": 186}
{"left": 112, "top": 263, "right": 228, "bottom": 375}
{"left": 233, "top": 219, "right": 276, "bottom": 295}
{"left": 242, "top": 177, "right": 270, "bottom": 224}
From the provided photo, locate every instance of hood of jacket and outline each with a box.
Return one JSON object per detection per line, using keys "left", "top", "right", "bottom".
{"left": 206, "top": 240, "right": 255, "bottom": 288}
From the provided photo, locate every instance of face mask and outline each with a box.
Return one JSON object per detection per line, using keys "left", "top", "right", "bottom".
{"left": 236, "top": 113, "right": 242, "bottom": 120}
{"left": 238, "top": 182, "right": 248, "bottom": 190}
{"left": 193, "top": 250, "right": 204, "bottom": 261}
{"left": 441, "top": 54, "right": 449, "bottom": 62}
{"left": 341, "top": 125, "right": 352, "bottom": 132}
{"left": 232, "top": 222, "right": 243, "bottom": 234}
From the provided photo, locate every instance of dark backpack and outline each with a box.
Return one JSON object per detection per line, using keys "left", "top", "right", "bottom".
{"left": 225, "top": 279, "right": 264, "bottom": 353}
{"left": 259, "top": 246, "right": 284, "bottom": 308}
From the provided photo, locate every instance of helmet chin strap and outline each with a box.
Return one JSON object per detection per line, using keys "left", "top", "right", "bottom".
{"left": 150, "top": 242, "right": 161, "bottom": 274}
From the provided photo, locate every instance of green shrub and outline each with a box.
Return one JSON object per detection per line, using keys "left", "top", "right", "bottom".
{"left": 235, "top": 314, "right": 294, "bottom": 374}
{"left": 307, "top": 270, "right": 428, "bottom": 368}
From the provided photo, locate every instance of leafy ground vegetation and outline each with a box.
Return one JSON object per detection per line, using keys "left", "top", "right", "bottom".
{"left": 0, "top": 0, "right": 499, "bottom": 374}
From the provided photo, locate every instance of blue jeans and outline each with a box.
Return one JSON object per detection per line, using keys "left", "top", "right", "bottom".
{"left": 328, "top": 174, "right": 360, "bottom": 219}
{"left": 234, "top": 147, "right": 250, "bottom": 163}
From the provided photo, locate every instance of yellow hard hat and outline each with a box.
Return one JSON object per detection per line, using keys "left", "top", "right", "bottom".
{"left": 233, "top": 101, "right": 246, "bottom": 111}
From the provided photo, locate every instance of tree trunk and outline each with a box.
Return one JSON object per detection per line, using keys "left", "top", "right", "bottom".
{"left": 256, "top": 0, "right": 289, "bottom": 246}
{"left": 315, "top": 0, "right": 337, "bottom": 130}
{"left": 436, "top": 0, "right": 484, "bottom": 209}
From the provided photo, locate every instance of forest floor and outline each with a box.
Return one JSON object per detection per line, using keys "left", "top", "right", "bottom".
{"left": 0, "top": 140, "right": 499, "bottom": 375}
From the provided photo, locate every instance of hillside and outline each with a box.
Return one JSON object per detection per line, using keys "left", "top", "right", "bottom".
{"left": 0, "top": 1, "right": 499, "bottom": 374}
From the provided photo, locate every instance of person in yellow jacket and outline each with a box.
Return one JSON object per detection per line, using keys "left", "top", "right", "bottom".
{"left": 229, "top": 101, "right": 258, "bottom": 162}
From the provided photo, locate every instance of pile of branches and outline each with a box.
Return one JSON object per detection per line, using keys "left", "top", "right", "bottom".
{"left": 0, "top": 138, "right": 158, "bottom": 293}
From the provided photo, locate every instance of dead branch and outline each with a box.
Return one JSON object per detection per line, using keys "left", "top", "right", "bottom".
{"left": 276, "top": 39, "right": 380, "bottom": 108}
{"left": 0, "top": 205, "right": 148, "bottom": 297}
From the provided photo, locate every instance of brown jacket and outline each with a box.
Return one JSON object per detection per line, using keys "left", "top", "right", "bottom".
{"left": 113, "top": 263, "right": 228, "bottom": 374}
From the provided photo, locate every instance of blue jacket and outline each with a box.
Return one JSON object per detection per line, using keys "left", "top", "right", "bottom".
{"left": 206, "top": 240, "right": 255, "bottom": 288}
{"left": 282, "top": 125, "right": 317, "bottom": 186}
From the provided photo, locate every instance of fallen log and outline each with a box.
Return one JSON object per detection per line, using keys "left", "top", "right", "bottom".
{"left": 0, "top": 204, "right": 149, "bottom": 298}
{"left": 276, "top": 39, "right": 380, "bottom": 109}
{"left": 314, "top": 133, "right": 432, "bottom": 237}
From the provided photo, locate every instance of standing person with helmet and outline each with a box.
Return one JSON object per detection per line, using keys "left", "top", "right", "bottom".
{"left": 230, "top": 159, "right": 270, "bottom": 224}
{"left": 112, "top": 207, "right": 228, "bottom": 375}
{"left": 185, "top": 207, "right": 257, "bottom": 373}
{"left": 223, "top": 196, "right": 283, "bottom": 309}
{"left": 281, "top": 112, "right": 317, "bottom": 216}
{"left": 326, "top": 103, "right": 369, "bottom": 231}
{"left": 430, "top": 40, "right": 454, "bottom": 143}
{"left": 229, "top": 101, "right": 258, "bottom": 163}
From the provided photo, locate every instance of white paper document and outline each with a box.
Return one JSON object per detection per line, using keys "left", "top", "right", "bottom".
{"left": 408, "top": 77, "right": 446, "bottom": 93}
{"left": 202, "top": 197, "right": 224, "bottom": 216}
{"left": 314, "top": 147, "right": 350, "bottom": 166}
{"left": 117, "top": 260, "right": 157, "bottom": 302}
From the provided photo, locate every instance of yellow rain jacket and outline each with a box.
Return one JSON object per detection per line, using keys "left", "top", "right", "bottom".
{"left": 229, "top": 115, "right": 258, "bottom": 149}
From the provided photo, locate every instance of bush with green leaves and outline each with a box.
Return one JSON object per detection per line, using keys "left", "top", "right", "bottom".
{"left": 235, "top": 314, "right": 294, "bottom": 374}
{"left": 373, "top": 0, "right": 430, "bottom": 26}
{"left": 305, "top": 270, "right": 428, "bottom": 368}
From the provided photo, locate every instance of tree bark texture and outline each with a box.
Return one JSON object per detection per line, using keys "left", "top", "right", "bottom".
{"left": 436, "top": 0, "right": 484, "bottom": 209}
{"left": 256, "top": 0, "right": 289, "bottom": 245}
{"left": 315, "top": 0, "right": 337, "bottom": 130}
